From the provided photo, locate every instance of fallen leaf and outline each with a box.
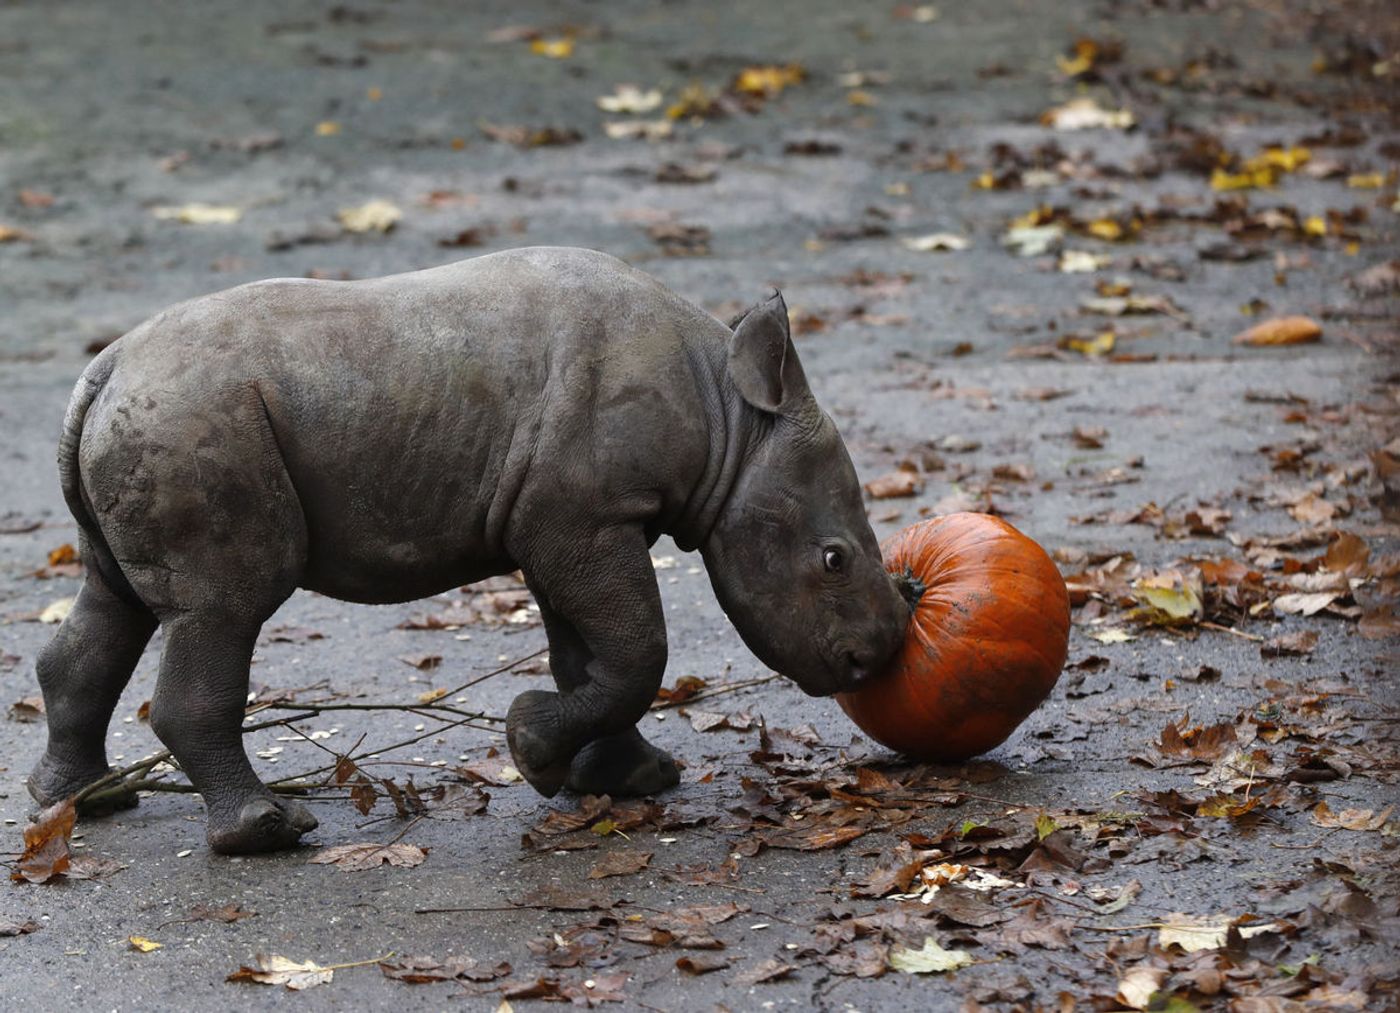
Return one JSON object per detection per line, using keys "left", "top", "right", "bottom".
{"left": 309, "top": 842, "right": 429, "bottom": 872}
{"left": 10, "top": 799, "right": 75, "bottom": 884}
{"left": 1272, "top": 591, "right": 1339, "bottom": 616}
{"left": 588, "top": 850, "right": 652, "bottom": 879}
{"left": 734, "top": 958, "right": 796, "bottom": 985}
{"left": 151, "top": 203, "right": 242, "bottom": 224}
{"left": 0, "top": 918, "right": 41, "bottom": 936}
{"left": 128, "top": 936, "right": 163, "bottom": 952}
{"left": 1060, "top": 330, "right": 1116, "bottom": 357}
{"left": 864, "top": 469, "right": 923, "bottom": 499}
{"left": 901, "top": 233, "right": 968, "bottom": 252}
{"left": 1348, "top": 259, "right": 1400, "bottom": 298}
{"left": 596, "top": 84, "right": 662, "bottom": 113}
{"left": 733, "top": 64, "right": 805, "bottom": 98}
{"left": 0, "top": 225, "right": 34, "bottom": 242}
{"left": 603, "top": 119, "right": 673, "bottom": 141}
{"left": 1003, "top": 223, "right": 1064, "bottom": 256}
{"left": 1157, "top": 914, "right": 1279, "bottom": 952}
{"left": 8, "top": 696, "right": 45, "bottom": 722}
{"left": 1260, "top": 630, "right": 1318, "bottom": 657}
{"left": 887, "top": 937, "right": 973, "bottom": 974}
{"left": 1359, "top": 606, "right": 1400, "bottom": 639}
{"left": 1088, "top": 627, "right": 1136, "bottom": 644}
{"left": 675, "top": 953, "right": 730, "bottom": 974}
{"left": 1059, "top": 250, "right": 1111, "bottom": 273}
{"left": 337, "top": 199, "right": 402, "bottom": 234}
{"left": 1311, "top": 800, "right": 1392, "bottom": 831}
{"left": 531, "top": 36, "right": 574, "bottom": 58}
{"left": 189, "top": 903, "right": 256, "bottom": 924}
{"left": 38, "top": 597, "right": 74, "bottom": 623}
{"left": 1040, "top": 97, "right": 1134, "bottom": 130}
{"left": 1233, "top": 316, "right": 1321, "bottom": 346}
{"left": 228, "top": 953, "right": 334, "bottom": 990}
{"left": 1117, "top": 965, "right": 1166, "bottom": 1009}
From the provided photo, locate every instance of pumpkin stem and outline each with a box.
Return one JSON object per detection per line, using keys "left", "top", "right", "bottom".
{"left": 893, "top": 566, "right": 926, "bottom": 612}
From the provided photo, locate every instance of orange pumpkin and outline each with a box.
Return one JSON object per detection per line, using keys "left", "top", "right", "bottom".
{"left": 837, "top": 513, "right": 1070, "bottom": 761}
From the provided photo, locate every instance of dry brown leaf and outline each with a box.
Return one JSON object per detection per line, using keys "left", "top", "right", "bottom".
{"left": 309, "top": 842, "right": 428, "bottom": 872}
{"left": 588, "top": 850, "right": 653, "bottom": 879}
{"left": 228, "top": 953, "right": 333, "bottom": 990}
{"left": 864, "top": 469, "right": 922, "bottom": 499}
{"left": 1311, "top": 801, "right": 1393, "bottom": 831}
{"left": 10, "top": 799, "right": 75, "bottom": 884}
{"left": 1233, "top": 316, "right": 1321, "bottom": 346}
{"left": 1260, "top": 630, "right": 1318, "bottom": 657}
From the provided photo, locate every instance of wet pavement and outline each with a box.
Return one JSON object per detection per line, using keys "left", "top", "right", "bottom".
{"left": 1, "top": 0, "right": 1397, "bottom": 1009}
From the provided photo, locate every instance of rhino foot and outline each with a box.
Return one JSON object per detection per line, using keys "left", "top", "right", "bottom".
{"left": 28, "top": 754, "right": 136, "bottom": 816}
{"left": 506, "top": 690, "right": 572, "bottom": 798}
{"left": 207, "top": 795, "right": 318, "bottom": 855}
{"left": 566, "top": 728, "right": 680, "bottom": 797}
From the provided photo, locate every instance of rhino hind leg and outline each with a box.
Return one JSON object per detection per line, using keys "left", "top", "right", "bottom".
{"left": 83, "top": 384, "right": 316, "bottom": 853}
{"left": 148, "top": 613, "right": 317, "bottom": 854}
{"left": 28, "top": 549, "right": 157, "bottom": 814}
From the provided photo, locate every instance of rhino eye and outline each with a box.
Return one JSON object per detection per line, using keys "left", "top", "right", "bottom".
{"left": 823, "top": 547, "right": 845, "bottom": 573}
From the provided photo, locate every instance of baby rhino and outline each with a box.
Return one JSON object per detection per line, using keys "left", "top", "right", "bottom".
{"left": 29, "top": 247, "right": 909, "bottom": 854}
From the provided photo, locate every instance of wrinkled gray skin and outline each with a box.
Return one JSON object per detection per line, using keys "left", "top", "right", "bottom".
{"left": 27, "top": 247, "right": 909, "bottom": 855}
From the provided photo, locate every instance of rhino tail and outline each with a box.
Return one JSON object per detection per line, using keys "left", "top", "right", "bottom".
{"left": 57, "top": 346, "right": 144, "bottom": 607}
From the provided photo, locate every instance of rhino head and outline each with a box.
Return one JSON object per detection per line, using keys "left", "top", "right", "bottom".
{"left": 701, "top": 293, "right": 911, "bottom": 696}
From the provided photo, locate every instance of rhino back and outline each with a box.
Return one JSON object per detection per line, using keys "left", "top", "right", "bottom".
{"left": 84, "top": 248, "right": 720, "bottom": 602}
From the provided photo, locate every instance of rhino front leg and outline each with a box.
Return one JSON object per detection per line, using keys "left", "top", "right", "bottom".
{"left": 533, "top": 596, "right": 679, "bottom": 797}
{"left": 507, "top": 524, "right": 668, "bottom": 798}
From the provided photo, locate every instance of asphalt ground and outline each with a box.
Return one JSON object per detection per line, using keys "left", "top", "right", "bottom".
{"left": 1, "top": 1, "right": 1397, "bottom": 1009}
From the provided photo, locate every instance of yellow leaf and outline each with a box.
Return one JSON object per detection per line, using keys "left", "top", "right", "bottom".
{"left": 1086, "top": 218, "right": 1123, "bottom": 241}
{"left": 529, "top": 37, "right": 574, "bottom": 59}
{"left": 0, "top": 224, "right": 34, "bottom": 242}
{"left": 1347, "top": 172, "right": 1385, "bottom": 189}
{"left": 337, "top": 199, "right": 402, "bottom": 234}
{"left": 1210, "top": 167, "right": 1275, "bottom": 191}
{"left": 128, "top": 936, "right": 163, "bottom": 952}
{"left": 1056, "top": 39, "right": 1099, "bottom": 77}
{"left": 1088, "top": 627, "right": 1135, "bottom": 644}
{"left": 1130, "top": 571, "right": 1204, "bottom": 625}
{"left": 151, "top": 203, "right": 242, "bottom": 225}
{"left": 733, "top": 64, "right": 806, "bottom": 98}
{"left": 1303, "top": 215, "right": 1327, "bottom": 236}
{"left": 1063, "top": 330, "right": 1116, "bottom": 357}
{"left": 315, "top": 120, "right": 341, "bottom": 136}
{"left": 1233, "top": 315, "right": 1321, "bottom": 346}
{"left": 1244, "top": 146, "right": 1310, "bottom": 173}
{"left": 366, "top": 86, "right": 382, "bottom": 101}
{"left": 846, "top": 89, "right": 876, "bottom": 106}
{"left": 417, "top": 687, "right": 448, "bottom": 705}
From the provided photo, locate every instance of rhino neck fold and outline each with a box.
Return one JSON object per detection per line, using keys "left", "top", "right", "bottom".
{"left": 670, "top": 337, "right": 751, "bottom": 553}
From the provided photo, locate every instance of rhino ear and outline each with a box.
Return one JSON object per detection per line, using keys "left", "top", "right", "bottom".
{"left": 727, "top": 291, "right": 810, "bottom": 413}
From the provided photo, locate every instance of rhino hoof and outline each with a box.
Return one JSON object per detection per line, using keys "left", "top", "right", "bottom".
{"left": 28, "top": 755, "right": 137, "bottom": 816}
{"left": 207, "top": 795, "right": 318, "bottom": 855}
{"left": 506, "top": 690, "right": 573, "bottom": 797}
{"left": 567, "top": 729, "right": 680, "bottom": 797}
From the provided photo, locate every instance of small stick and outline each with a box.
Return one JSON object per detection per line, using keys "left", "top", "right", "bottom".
{"left": 1200, "top": 621, "right": 1264, "bottom": 642}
